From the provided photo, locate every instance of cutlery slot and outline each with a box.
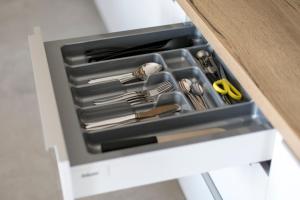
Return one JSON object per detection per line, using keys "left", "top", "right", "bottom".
{"left": 172, "top": 67, "right": 224, "bottom": 109}
{"left": 61, "top": 24, "right": 206, "bottom": 66}
{"left": 145, "top": 71, "right": 179, "bottom": 90}
{"left": 72, "top": 72, "right": 179, "bottom": 108}
{"left": 78, "top": 102, "right": 153, "bottom": 126}
{"left": 66, "top": 53, "right": 167, "bottom": 86}
{"left": 80, "top": 91, "right": 192, "bottom": 135}
{"left": 161, "top": 49, "right": 198, "bottom": 70}
{"left": 84, "top": 102, "right": 272, "bottom": 154}
{"left": 72, "top": 82, "right": 145, "bottom": 107}
{"left": 155, "top": 91, "right": 194, "bottom": 114}
{"left": 188, "top": 46, "right": 251, "bottom": 103}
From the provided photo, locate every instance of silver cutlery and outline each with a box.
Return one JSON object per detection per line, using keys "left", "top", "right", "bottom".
{"left": 84, "top": 104, "right": 181, "bottom": 131}
{"left": 191, "top": 82, "right": 208, "bottom": 109}
{"left": 195, "top": 50, "right": 220, "bottom": 83}
{"left": 178, "top": 79, "right": 206, "bottom": 111}
{"left": 88, "top": 62, "right": 162, "bottom": 84}
{"left": 93, "top": 81, "right": 174, "bottom": 106}
{"left": 196, "top": 50, "right": 218, "bottom": 74}
{"left": 196, "top": 50, "right": 242, "bottom": 104}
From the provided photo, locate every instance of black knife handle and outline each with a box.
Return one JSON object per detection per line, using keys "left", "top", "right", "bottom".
{"left": 101, "top": 137, "right": 158, "bottom": 152}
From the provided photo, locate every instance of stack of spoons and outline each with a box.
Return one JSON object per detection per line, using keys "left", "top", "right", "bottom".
{"left": 178, "top": 78, "right": 207, "bottom": 111}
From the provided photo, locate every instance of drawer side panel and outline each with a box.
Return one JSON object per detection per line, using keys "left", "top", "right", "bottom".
{"left": 28, "top": 27, "right": 68, "bottom": 162}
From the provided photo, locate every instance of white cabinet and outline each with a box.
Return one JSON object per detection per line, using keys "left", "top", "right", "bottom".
{"left": 179, "top": 133, "right": 300, "bottom": 200}
{"left": 94, "top": 0, "right": 187, "bottom": 32}
{"left": 267, "top": 135, "right": 300, "bottom": 200}
{"left": 209, "top": 164, "right": 269, "bottom": 200}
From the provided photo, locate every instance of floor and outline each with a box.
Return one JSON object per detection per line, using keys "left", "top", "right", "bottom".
{"left": 0, "top": 0, "right": 185, "bottom": 199}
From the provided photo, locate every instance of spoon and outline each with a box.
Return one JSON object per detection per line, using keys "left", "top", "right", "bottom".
{"left": 195, "top": 50, "right": 220, "bottom": 83}
{"left": 178, "top": 79, "right": 204, "bottom": 111}
{"left": 196, "top": 50, "right": 210, "bottom": 59}
{"left": 88, "top": 62, "right": 162, "bottom": 84}
{"left": 179, "top": 78, "right": 192, "bottom": 94}
{"left": 191, "top": 82, "right": 208, "bottom": 109}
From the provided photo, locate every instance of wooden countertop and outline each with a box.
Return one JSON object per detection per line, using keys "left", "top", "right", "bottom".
{"left": 178, "top": 0, "right": 300, "bottom": 158}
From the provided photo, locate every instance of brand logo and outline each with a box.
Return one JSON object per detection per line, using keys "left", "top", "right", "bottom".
{"left": 81, "top": 171, "right": 99, "bottom": 178}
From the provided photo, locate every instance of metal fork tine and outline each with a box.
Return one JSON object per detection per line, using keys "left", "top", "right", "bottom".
{"left": 164, "top": 85, "right": 173, "bottom": 93}
{"left": 126, "top": 95, "right": 146, "bottom": 102}
{"left": 156, "top": 82, "right": 168, "bottom": 92}
{"left": 157, "top": 81, "right": 171, "bottom": 92}
{"left": 159, "top": 85, "right": 172, "bottom": 93}
{"left": 94, "top": 81, "right": 173, "bottom": 106}
{"left": 158, "top": 84, "right": 172, "bottom": 94}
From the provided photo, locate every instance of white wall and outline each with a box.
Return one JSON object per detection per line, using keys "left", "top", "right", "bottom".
{"left": 95, "top": 0, "right": 187, "bottom": 32}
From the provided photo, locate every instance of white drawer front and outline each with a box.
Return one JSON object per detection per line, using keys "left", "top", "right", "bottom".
{"left": 71, "top": 129, "right": 275, "bottom": 198}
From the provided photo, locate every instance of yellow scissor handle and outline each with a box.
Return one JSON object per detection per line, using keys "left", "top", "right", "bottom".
{"left": 213, "top": 79, "right": 242, "bottom": 101}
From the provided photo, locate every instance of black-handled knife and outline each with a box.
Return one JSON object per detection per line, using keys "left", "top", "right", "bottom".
{"left": 99, "top": 128, "right": 224, "bottom": 152}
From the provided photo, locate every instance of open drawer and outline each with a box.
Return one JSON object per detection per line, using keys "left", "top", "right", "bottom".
{"left": 28, "top": 23, "right": 276, "bottom": 199}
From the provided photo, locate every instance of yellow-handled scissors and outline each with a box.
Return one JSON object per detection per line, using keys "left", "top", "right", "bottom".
{"left": 212, "top": 62, "right": 242, "bottom": 101}
{"left": 213, "top": 79, "right": 242, "bottom": 100}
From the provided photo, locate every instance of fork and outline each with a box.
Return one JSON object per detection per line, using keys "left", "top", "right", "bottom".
{"left": 93, "top": 81, "right": 173, "bottom": 106}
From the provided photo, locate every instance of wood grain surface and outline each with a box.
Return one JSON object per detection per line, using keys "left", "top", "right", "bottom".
{"left": 177, "top": 0, "right": 300, "bottom": 158}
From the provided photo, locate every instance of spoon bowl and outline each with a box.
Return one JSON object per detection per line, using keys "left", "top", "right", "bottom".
{"left": 191, "top": 82, "right": 208, "bottom": 109}
{"left": 138, "top": 62, "right": 163, "bottom": 80}
{"left": 196, "top": 50, "right": 210, "bottom": 59}
{"left": 191, "top": 82, "right": 204, "bottom": 96}
{"left": 179, "top": 78, "right": 192, "bottom": 93}
{"left": 179, "top": 79, "right": 205, "bottom": 111}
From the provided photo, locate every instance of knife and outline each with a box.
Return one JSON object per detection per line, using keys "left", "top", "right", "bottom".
{"left": 88, "top": 128, "right": 225, "bottom": 153}
{"left": 84, "top": 104, "right": 181, "bottom": 131}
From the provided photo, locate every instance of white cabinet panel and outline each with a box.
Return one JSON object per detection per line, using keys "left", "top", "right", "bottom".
{"left": 209, "top": 164, "right": 269, "bottom": 200}
{"left": 179, "top": 175, "right": 215, "bottom": 200}
{"left": 95, "top": 0, "right": 187, "bottom": 32}
{"left": 267, "top": 135, "right": 300, "bottom": 200}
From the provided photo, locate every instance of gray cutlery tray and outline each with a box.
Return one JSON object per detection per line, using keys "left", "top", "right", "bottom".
{"left": 44, "top": 23, "right": 271, "bottom": 165}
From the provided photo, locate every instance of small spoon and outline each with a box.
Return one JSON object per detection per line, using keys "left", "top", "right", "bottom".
{"left": 179, "top": 79, "right": 204, "bottom": 111}
{"left": 196, "top": 50, "right": 210, "bottom": 59}
{"left": 191, "top": 82, "right": 208, "bottom": 109}
{"left": 88, "top": 62, "right": 162, "bottom": 84}
{"left": 179, "top": 78, "right": 192, "bottom": 94}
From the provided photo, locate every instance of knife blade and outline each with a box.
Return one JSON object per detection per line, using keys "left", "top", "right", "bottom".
{"left": 95, "top": 128, "right": 225, "bottom": 152}
{"left": 84, "top": 104, "right": 181, "bottom": 131}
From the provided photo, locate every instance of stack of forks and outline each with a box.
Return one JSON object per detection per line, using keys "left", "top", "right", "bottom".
{"left": 93, "top": 81, "right": 174, "bottom": 106}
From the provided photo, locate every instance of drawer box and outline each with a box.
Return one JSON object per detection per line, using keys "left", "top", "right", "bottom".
{"left": 28, "top": 23, "right": 276, "bottom": 199}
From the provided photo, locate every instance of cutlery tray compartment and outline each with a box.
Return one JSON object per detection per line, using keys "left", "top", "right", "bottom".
{"left": 42, "top": 23, "right": 271, "bottom": 166}
{"left": 161, "top": 49, "right": 198, "bottom": 69}
{"left": 71, "top": 71, "right": 178, "bottom": 107}
{"left": 85, "top": 102, "right": 271, "bottom": 154}
{"left": 188, "top": 46, "right": 251, "bottom": 102}
{"left": 67, "top": 53, "right": 167, "bottom": 85}
{"left": 171, "top": 67, "right": 223, "bottom": 108}
{"left": 61, "top": 24, "right": 206, "bottom": 66}
{"left": 79, "top": 91, "right": 193, "bottom": 135}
